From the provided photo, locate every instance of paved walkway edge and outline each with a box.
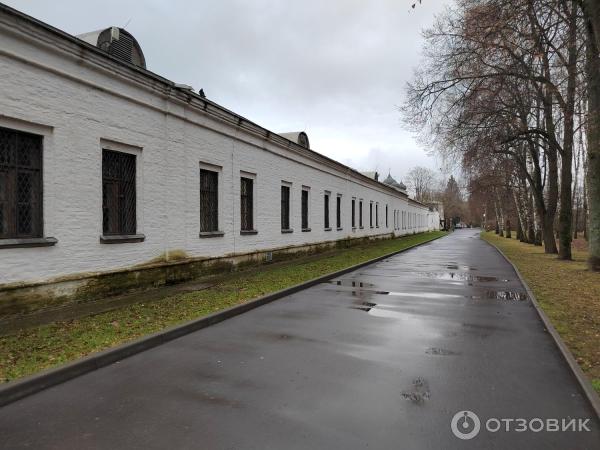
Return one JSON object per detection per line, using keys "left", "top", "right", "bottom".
{"left": 0, "top": 232, "right": 446, "bottom": 407}
{"left": 484, "top": 238, "right": 600, "bottom": 420}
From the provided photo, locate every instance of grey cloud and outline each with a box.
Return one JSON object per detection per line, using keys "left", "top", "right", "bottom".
{"left": 5, "top": 0, "right": 451, "bottom": 177}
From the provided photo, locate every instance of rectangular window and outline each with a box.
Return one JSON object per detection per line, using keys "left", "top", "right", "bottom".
{"left": 281, "top": 185, "right": 290, "bottom": 230}
{"left": 240, "top": 177, "right": 253, "bottom": 231}
{"left": 0, "top": 127, "right": 43, "bottom": 239}
{"left": 359, "top": 200, "right": 363, "bottom": 228}
{"left": 301, "top": 188, "right": 310, "bottom": 230}
{"left": 200, "top": 169, "right": 219, "bottom": 232}
{"left": 103, "top": 149, "right": 136, "bottom": 235}
{"left": 336, "top": 195, "right": 341, "bottom": 229}
{"left": 385, "top": 205, "right": 388, "bottom": 228}
{"left": 324, "top": 193, "right": 330, "bottom": 229}
{"left": 369, "top": 202, "right": 373, "bottom": 228}
{"left": 351, "top": 198, "right": 356, "bottom": 228}
{"left": 376, "top": 203, "right": 379, "bottom": 227}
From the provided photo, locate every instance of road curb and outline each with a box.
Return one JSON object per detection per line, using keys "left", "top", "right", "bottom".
{"left": 483, "top": 237, "right": 600, "bottom": 420}
{"left": 0, "top": 232, "right": 447, "bottom": 407}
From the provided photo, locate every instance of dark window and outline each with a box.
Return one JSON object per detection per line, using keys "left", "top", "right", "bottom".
{"left": 359, "top": 201, "right": 363, "bottom": 228}
{"left": 351, "top": 199, "right": 356, "bottom": 228}
{"left": 386, "top": 205, "right": 388, "bottom": 228}
{"left": 376, "top": 203, "right": 379, "bottom": 227}
{"left": 240, "top": 177, "right": 253, "bottom": 231}
{"left": 200, "top": 169, "right": 219, "bottom": 232}
{"left": 324, "top": 193, "right": 330, "bottom": 228}
{"left": 369, "top": 202, "right": 373, "bottom": 228}
{"left": 301, "top": 189, "right": 309, "bottom": 230}
{"left": 0, "top": 128, "right": 43, "bottom": 239}
{"left": 336, "top": 196, "right": 341, "bottom": 229}
{"left": 103, "top": 149, "right": 136, "bottom": 235}
{"left": 281, "top": 185, "right": 290, "bottom": 230}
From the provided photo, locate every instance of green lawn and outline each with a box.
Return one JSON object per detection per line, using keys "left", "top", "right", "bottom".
{"left": 0, "top": 231, "right": 446, "bottom": 383}
{"left": 482, "top": 232, "right": 600, "bottom": 394}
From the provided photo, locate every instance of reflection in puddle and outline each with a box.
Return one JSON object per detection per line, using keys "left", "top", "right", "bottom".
{"left": 425, "top": 347, "right": 459, "bottom": 356}
{"left": 447, "top": 264, "right": 477, "bottom": 271}
{"left": 417, "top": 272, "right": 500, "bottom": 282}
{"left": 486, "top": 290, "right": 528, "bottom": 301}
{"left": 351, "top": 301, "right": 377, "bottom": 312}
{"left": 378, "top": 291, "right": 464, "bottom": 299}
{"left": 329, "top": 280, "right": 375, "bottom": 288}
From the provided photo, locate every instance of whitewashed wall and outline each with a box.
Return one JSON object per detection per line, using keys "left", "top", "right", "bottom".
{"left": 0, "top": 10, "right": 438, "bottom": 286}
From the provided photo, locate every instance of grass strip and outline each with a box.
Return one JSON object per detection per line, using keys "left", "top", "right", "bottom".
{"left": 0, "top": 231, "right": 445, "bottom": 382}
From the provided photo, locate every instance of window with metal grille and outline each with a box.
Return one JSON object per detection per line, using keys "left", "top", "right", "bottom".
{"left": 324, "top": 193, "right": 330, "bottom": 229}
{"left": 0, "top": 127, "right": 43, "bottom": 239}
{"left": 281, "top": 185, "right": 290, "bottom": 230}
{"left": 376, "top": 203, "right": 379, "bottom": 227}
{"left": 200, "top": 169, "right": 219, "bottom": 232}
{"left": 351, "top": 198, "right": 356, "bottom": 228}
{"left": 240, "top": 177, "right": 253, "bottom": 231}
{"left": 359, "top": 200, "right": 363, "bottom": 228}
{"left": 102, "top": 150, "right": 136, "bottom": 236}
{"left": 369, "top": 202, "right": 373, "bottom": 228}
{"left": 336, "top": 195, "right": 341, "bottom": 229}
{"left": 301, "top": 189, "right": 309, "bottom": 230}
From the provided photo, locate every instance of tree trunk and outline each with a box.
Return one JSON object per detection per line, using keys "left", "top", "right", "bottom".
{"left": 584, "top": 1, "right": 600, "bottom": 270}
{"left": 557, "top": 1, "right": 578, "bottom": 260}
{"left": 583, "top": 175, "right": 589, "bottom": 241}
{"left": 505, "top": 219, "right": 511, "bottom": 238}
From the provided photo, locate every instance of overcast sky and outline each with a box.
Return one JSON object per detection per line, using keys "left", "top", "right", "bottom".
{"left": 6, "top": 0, "right": 451, "bottom": 182}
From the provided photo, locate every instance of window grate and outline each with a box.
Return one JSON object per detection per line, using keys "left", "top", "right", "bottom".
{"left": 240, "top": 177, "right": 253, "bottom": 231}
{"left": 359, "top": 201, "right": 363, "bottom": 228}
{"left": 324, "top": 194, "right": 330, "bottom": 228}
{"left": 102, "top": 150, "right": 136, "bottom": 235}
{"left": 336, "top": 196, "right": 341, "bottom": 228}
{"left": 200, "top": 169, "right": 219, "bottom": 232}
{"left": 281, "top": 185, "right": 290, "bottom": 230}
{"left": 301, "top": 190, "right": 309, "bottom": 229}
{"left": 385, "top": 205, "right": 388, "bottom": 228}
{"left": 0, "top": 127, "right": 43, "bottom": 239}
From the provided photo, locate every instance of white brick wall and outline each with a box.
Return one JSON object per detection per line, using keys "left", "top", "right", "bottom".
{"left": 0, "top": 11, "right": 438, "bottom": 286}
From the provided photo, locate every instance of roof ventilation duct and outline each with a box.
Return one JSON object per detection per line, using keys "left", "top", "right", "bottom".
{"left": 77, "top": 27, "right": 146, "bottom": 68}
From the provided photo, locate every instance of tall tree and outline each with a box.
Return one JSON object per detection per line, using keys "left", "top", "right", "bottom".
{"left": 580, "top": 0, "right": 600, "bottom": 270}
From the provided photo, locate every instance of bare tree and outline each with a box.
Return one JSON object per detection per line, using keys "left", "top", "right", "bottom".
{"left": 406, "top": 166, "right": 438, "bottom": 202}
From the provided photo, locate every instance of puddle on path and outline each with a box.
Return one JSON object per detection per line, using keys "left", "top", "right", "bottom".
{"left": 485, "top": 290, "right": 528, "bottom": 301}
{"left": 401, "top": 377, "right": 430, "bottom": 404}
{"left": 446, "top": 264, "right": 478, "bottom": 271}
{"left": 378, "top": 291, "right": 464, "bottom": 299}
{"left": 329, "top": 280, "right": 375, "bottom": 288}
{"left": 425, "top": 347, "right": 459, "bottom": 356}
{"left": 417, "top": 272, "right": 500, "bottom": 282}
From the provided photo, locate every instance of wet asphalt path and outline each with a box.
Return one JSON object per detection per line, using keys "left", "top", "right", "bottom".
{"left": 1, "top": 229, "right": 598, "bottom": 449}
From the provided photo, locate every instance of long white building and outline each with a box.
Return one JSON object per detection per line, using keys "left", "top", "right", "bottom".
{"left": 0, "top": 5, "right": 439, "bottom": 315}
